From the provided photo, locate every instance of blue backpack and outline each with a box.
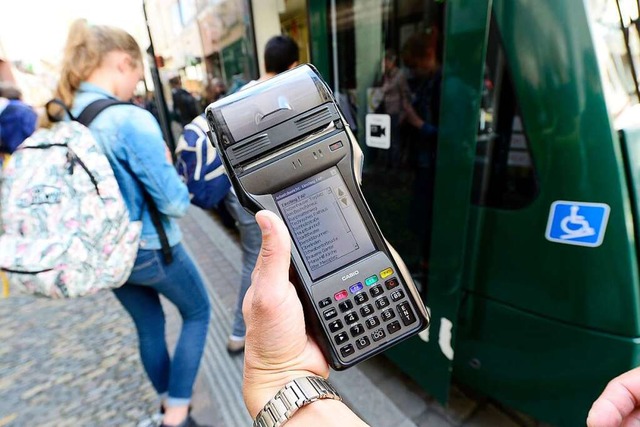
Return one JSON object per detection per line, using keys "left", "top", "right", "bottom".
{"left": 175, "top": 114, "right": 231, "bottom": 209}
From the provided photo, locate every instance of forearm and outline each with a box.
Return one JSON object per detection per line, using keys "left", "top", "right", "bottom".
{"left": 281, "top": 399, "right": 369, "bottom": 427}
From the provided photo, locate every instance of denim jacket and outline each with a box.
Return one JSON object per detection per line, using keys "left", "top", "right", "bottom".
{"left": 72, "top": 83, "right": 189, "bottom": 250}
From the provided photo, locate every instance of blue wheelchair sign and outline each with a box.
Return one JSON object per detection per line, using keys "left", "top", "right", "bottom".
{"left": 545, "top": 201, "right": 610, "bottom": 247}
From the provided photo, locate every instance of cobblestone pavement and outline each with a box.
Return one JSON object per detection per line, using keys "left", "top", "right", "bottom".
{"left": 0, "top": 294, "right": 157, "bottom": 427}
{"left": 0, "top": 207, "right": 553, "bottom": 427}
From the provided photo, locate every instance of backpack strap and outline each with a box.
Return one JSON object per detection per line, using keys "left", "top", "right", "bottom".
{"left": 76, "top": 98, "right": 129, "bottom": 126}
{"left": 143, "top": 192, "right": 174, "bottom": 265}
{"left": 77, "top": 98, "right": 174, "bottom": 265}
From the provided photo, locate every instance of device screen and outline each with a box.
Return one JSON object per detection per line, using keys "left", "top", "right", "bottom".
{"left": 275, "top": 167, "right": 376, "bottom": 280}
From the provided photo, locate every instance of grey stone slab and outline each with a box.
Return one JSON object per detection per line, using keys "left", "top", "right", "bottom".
{"left": 331, "top": 367, "right": 417, "bottom": 427}
{"left": 463, "top": 404, "right": 522, "bottom": 427}
{"left": 415, "top": 410, "right": 458, "bottom": 427}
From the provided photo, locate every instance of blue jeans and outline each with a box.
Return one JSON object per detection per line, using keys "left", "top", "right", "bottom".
{"left": 224, "top": 192, "right": 261, "bottom": 338}
{"left": 113, "top": 243, "right": 211, "bottom": 407}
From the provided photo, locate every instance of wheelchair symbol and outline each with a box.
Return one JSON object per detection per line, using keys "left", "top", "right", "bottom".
{"left": 559, "top": 205, "right": 595, "bottom": 240}
{"left": 545, "top": 201, "right": 610, "bottom": 247}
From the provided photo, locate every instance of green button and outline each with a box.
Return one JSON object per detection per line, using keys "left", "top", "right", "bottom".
{"left": 365, "top": 275, "right": 378, "bottom": 286}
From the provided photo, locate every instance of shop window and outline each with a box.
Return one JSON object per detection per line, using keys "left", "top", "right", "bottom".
{"left": 471, "top": 19, "right": 539, "bottom": 209}
{"left": 588, "top": 0, "right": 640, "bottom": 125}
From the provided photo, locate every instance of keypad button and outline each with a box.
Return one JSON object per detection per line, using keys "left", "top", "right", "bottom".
{"left": 319, "top": 297, "right": 332, "bottom": 308}
{"left": 385, "top": 277, "right": 399, "bottom": 290}
{"left": 365, "top": 275, "right": 378, "bottom": 286}
{"left": 397, "top": 302, "right": 417, "bottom": 326}
{"left": 349, "top": 282, "right": 363, "bottom": 293}
{"left": 334, "top": 290, "right": 348, "bottom": 301}
{"left": 387, "top": 320, "right": 402, "bottom": 334}
{"left": 381, "top": 308, "right": 395, "bottom": 322}
{"left": 371, "top": 328, "right": 386, "bottom": 342}
{"left": 370, "top": 285, "right": 383, "bottom": 297}
{"left": 328, "top": 319, "right": 344, "bottom": 333}
{"left": 390, "top": 289, "right": 405, "bottom": 302}
{"left": 329, "top": 141, "right": 344, "bottom": 151}
{"left": 344, "top": 311, "right": 359, "bottom": 325}
{"left": 380, "top": 267, "right": 394, "bottom": 279}
{"left": 338, "top": 300, "right": 353, "bottom": 312}
{"left": 365, "top": 316, "right": 381, "bottom": 329}
{"left": 356, "top": 336, "right": 371, "bottom": 349}
{"left": 334, "top": 331, "right": 349, "bottom": 345}
{"left": 323, "top": 308, "right": 337, "bottom": 320}
{"left": 375, "top": 297, "right": 390, "bottom": 309}
{"left": 350, "top": 323, "right": 365, "bottom": 337}
{"left": 354, "top": 292, "right": 369, "bottom": 305}
{"left": 340, "top": 344, "right": 355, "bottom": 357}
{"left": 360, "top": 304, "right": 374, "bottom": 317}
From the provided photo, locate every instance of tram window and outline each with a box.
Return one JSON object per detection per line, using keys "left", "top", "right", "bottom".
{"left": 471, "top": 19, "right": 539, "bottom": 209}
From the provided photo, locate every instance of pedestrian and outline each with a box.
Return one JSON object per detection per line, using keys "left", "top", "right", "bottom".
{"left": 242, "top": 210, "right": 368, "bottom": 426}
{"left": 50, "top": 19, "right": 211, "bottom": 427}
{"left": 169, "top": 75, "right": 199, "bottom": 127}
{"left": 200, "top": 77, "right": 226, "bottom": 110}
{"left": 246, "top": 34, "right": 299, "bottom": 87}
{"left": 0, "top": 82, "right": 38, "bottom": 158}
{"left": 224, "top": 34, "right": 301, "bottom": 354}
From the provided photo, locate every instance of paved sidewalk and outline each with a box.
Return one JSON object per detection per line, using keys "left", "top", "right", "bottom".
{"left": 0, "top": 293, "right": 157, "bottom": 426}
{"left": 0, "top": 206, "right": 551, "bottom": 427}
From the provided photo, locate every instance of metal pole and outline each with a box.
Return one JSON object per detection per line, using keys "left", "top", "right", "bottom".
{"left": 331, "top": 0, "right": 339, "bottom": 96}
{"left": 142, "top": 0, "right": 177, "bottom": 155}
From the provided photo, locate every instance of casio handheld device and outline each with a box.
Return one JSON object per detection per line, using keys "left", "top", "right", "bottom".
{"left": 206, "top": 64, "right": 429, "bottom": 370}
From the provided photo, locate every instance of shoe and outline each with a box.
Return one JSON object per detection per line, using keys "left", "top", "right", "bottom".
{"left": 161, "top": 415, "right": 210, "bottom": 427}
{"left": 226, "top": 336, "right": 245, "bottom": 354}
{"left": 137, "top": 411, "right": 163, "bottom": 427}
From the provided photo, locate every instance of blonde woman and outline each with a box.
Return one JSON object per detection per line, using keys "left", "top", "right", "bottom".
{"left": 54, "top": 20, "right": 210, "bottom": 427}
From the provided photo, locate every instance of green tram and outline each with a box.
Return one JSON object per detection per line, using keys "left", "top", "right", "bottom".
{"left": 148, "top": 0, "right": 640, "bottom": 424}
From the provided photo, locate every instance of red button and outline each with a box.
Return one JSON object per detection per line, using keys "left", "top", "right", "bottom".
{"left": 329, "top": 141, "right": 344, "bottom": 151}
{"left": 334, "top": 290, "right": 348, "bottom": 301}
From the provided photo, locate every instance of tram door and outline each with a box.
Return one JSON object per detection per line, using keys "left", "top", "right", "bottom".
{"left": 313, "top": 1, "right": 640, "bottom": 425}
{"left": 316, "top": 0, "right": 491, "bottom": 402}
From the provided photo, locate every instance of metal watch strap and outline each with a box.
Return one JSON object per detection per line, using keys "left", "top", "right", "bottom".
{"left": 253, "top": 376, "right": 342, "bottom": 427}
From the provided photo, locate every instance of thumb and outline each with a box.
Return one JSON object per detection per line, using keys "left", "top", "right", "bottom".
{"left": 252, "top": 210, "right": 291, "bottom": 292}
{"left": 244, "top": 210, "right": 306, "bottom": 361}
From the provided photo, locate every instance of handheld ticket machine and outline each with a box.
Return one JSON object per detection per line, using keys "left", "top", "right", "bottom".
{"left": 205, "top": 64, "right": 429, "bottom": 369}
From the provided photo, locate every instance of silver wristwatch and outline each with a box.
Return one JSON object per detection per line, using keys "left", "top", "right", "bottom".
{"left": 253, "top": 376, "right": 342, "bottom": 427}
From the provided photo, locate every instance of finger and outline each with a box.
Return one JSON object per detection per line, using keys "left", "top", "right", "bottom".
{"left": 587, "top": 396, "right": 625, "bottom": 427}
{"left": 588, "top": 368, "right": 640, "bottom": 427}
{"left": 253, "top": 210, "right": 291, "bottom": 284}
{"left": 244, "top": 211, "right": 307, "bottom": 361}
{"left": 622, "top": 408, "right": 640, "bottom": 427}
{"left": 249, "top": 210, "right": 292, "bottom": 306}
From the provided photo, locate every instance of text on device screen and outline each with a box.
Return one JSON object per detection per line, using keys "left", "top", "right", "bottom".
{"left": 275, "top": 167, "right": 376, "bottom": 280}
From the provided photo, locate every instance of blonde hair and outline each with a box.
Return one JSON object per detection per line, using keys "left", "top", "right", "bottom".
{"left": 46, "top": 19, "right": 141, "bottom": 124}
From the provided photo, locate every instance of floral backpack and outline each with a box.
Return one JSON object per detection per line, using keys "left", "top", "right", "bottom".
{"left": 0, "top": 99, "right": 143, "bottom": 298}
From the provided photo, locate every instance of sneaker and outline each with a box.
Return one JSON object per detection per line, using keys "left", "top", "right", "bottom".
{"left": 161, "top": 415, "right": 209, "bottom": 427}
{"left": 137, "top": 411, "right": 163, "bottom": 427}
{"left": 226, "top": 336, "right": 245, "bottom": 354}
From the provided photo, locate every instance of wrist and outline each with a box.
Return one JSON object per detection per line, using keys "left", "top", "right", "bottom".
{"left": 250, "top": 376, "right": 344, "bottom": 427}
{"left": 285, "top": 399, "right": 368, "bottom": 427}
{"left": 244, "top": 369, "right": 323, "bottom": 418}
